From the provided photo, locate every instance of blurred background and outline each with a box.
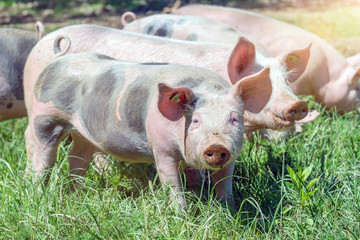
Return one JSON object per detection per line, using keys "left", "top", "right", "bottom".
{"left": 1, "top": 0, "right": 359, "bottom": 57}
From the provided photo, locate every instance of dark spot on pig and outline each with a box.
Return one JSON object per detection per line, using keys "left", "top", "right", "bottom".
{"left": 95, "top": 54, "right": 115, "bottom": 61}
{"left": 34, "top": 115, "right": 70, "bottom": 146}
{"left": 185, "top": 33, "right": 198, "bottom": 41}
{"left": 6, "top": 102, "right": 13, "bottom": 109}
{"left": 177, "top": 18, "right": 189, "bottom": 25}
{"left": 156, "top": 28, "right": 167, "bottom": 37}
{"left": 144, "top": 26, "right": 154, "bottom": 35}
{"left": 54, "top": 80, "right": 79, "bottom": 113}
{"left": 81, "top": 82, "right": 88, "bottom": 96}
{"left": 120, "top": 75, "right": 152, "bottom": 134}
{"left": 37, "top": 60, "right": 79, "bottom": 114}
{"left": 141, "top": 62, "right": 169, "bottom": 65}
{"left": 144, "top": 19, "right": 175, "bottom": 38}
{"left": 94, "top": 70, "right": 118, "bottom": 97}
{"left": 223, "top": 26, "right": 237, "bottom": 33}
{"left": 80, "top": 69, "right": 125, "bottom": 139}
{"left": 176, "top": 77, "right": 205, "bottom": 89}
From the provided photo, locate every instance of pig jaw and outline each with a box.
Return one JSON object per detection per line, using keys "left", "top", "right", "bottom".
{"left": 183, "top": 96, "right": 244, "bottom": 170}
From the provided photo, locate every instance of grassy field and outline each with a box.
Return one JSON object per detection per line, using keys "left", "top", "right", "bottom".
{"left": 1, "top": 4, "right": 360, "bottom": 239}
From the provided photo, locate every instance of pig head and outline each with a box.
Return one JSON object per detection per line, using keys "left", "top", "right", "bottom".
{"left": 174, "top": 4, "right": 360, "bottom": 113}
{"left": 26, "top": 52, "right": 272, "bottom": 207}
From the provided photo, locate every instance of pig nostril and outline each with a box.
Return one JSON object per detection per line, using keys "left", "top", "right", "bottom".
{"left": 290, "top": 109, "right": 296, "bottom": 116}
{"left": 302, "top": 109, "right": 307, "bottom": 115}
{"left": 203, "top": 145, "right": 230, "bottom": 167}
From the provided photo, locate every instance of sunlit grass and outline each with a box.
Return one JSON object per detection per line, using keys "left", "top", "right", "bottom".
{"left": 258, "top": 6, "right": 360, "bottom": 39}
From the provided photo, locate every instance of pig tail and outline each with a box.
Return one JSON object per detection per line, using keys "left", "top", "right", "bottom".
{"left": 53, "top": 34, "right": 71, "bottom": 58}
{"left": 121, "top": 11, "right": 136, "bottom": 27}
{"left": 35, "top": 21, "right": 46, "bottom": 39}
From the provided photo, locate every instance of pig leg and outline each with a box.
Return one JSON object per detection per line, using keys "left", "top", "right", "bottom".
{"left": 211, "top": 161, "right": 235, "bottom": 206}
{"left": 67, "top": 133, "right": 96, "bottom": 189}
{"left": 68, "top": 133, "right": 95, "bottom": 176}
{"left": 155, "top": 154, "right": 186, "bottom": 208}
{"left": 93, "top": 151, "right": 111, "bottom": 175}
{"left": 26, "top": 116, "right": 69, "bottom": 183}
{"left": 25, "top": 125, "right": 35, "bottom": 175}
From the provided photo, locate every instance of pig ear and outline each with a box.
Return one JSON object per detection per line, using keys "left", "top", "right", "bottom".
{"left": 227, "top": 37, "right": 256, "bottom": 85}
{"left": 233, "top": 68, "right": 272, "bottom": 114}
{"left": 280, "top": 43, "right": 312, "bottom": 83}
{"left": 158, "top": 83, "right": 194, "bottom": 121}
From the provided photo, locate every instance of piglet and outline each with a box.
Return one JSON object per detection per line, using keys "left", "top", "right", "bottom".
{"left": 26, "top": 51, "right": 272, "bottom": 207}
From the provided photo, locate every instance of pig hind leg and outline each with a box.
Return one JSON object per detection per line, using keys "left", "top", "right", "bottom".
{"left": 26, "top": 115, "right": 70, "bottom": 184}
{"left": 67, "top": 133, "right": 96, "bottom": 189}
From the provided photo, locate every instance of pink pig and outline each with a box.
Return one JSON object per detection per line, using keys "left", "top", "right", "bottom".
{"left": 26, "top": 51, "right": 271, "bottom": 207}
{"left": 174, "top": 4, "right": 360, "bottom": 113}
{"left": 24, "top": 24, "right": 308, "bottom": 133}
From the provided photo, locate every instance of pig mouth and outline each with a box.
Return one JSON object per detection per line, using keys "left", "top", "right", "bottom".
{"left": 272, "top": 114, "right": 294, "bottom": 130}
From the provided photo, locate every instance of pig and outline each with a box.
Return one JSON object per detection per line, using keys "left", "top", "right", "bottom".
{"left": 0, "top": 22, "right": 45, "bottom": 121}
{"left": 174, "top": 4, "right": 360, "bottom": 113}
{"left": 26, "top": 51, "right": 272, "bottom": 207}
{"left": 123, "top": 14, "right": 317, "bottom": 130}
{"left": 24, "top": 24, "right": 309, "bottom": 134}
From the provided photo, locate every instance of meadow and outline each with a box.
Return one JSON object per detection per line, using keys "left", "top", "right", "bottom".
{"left": 0, "top": 4, "right": 359, "bottom": 239}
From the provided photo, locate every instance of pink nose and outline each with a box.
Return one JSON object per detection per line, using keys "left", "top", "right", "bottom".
{"left": 203, "top": 144, "right": 230, "bottom": 167}
{"left": 285, "top": 100, "right": 308, "bottom": 121}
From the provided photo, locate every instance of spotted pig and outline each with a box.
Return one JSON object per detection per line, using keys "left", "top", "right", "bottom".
{"left": 26, "top": 52, "right": 272, "bottom": 207}
{"left": 0, "top": 22, "right": 45, "bottom": 121}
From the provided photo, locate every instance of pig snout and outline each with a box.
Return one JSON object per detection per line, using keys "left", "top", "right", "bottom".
{"left": 285, "top": 100, "right": 308, "bottom": 121}
{"left": 203, "top": 144, "right": 230, "bottom": 167}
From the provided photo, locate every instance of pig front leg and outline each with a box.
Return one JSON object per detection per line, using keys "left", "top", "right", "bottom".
{"left": 211, "top": 161, "right": 235, "bottom": 207}
{"left": 155, "top": 153, "right": 186, "bottom": 208}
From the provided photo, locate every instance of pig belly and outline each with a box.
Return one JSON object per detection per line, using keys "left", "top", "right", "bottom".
{"left": 73, "top": 120, "right": 155, "bottom": 164}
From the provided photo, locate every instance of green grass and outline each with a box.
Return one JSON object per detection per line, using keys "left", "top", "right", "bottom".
{"left": 1, "top": 3, "right": 360, "bottom": 239}
{"left": 0, "top": 99, "right": 359, "bottom": 239}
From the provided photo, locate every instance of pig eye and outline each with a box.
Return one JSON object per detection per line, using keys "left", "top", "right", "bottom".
{"left": 231, "top": 117, "right": 240, "bottom": 127}
{"left": 230, "top": 112, "right": 241, "bottom": 127}
{"left": 191, "top": 117, "right": 200, "bottom": 128}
